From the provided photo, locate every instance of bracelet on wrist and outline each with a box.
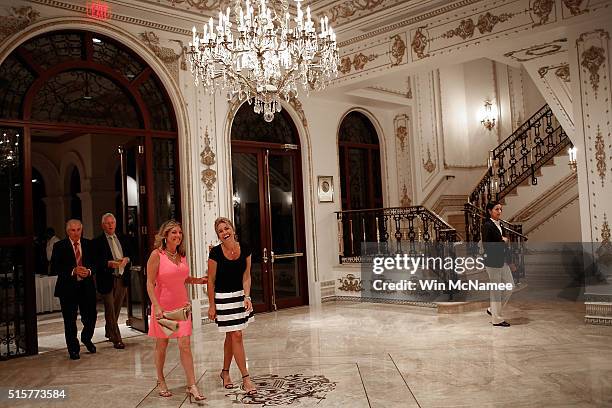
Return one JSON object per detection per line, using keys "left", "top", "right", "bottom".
{"left": 245, "top": 295, "right": 251, "bottom": 300}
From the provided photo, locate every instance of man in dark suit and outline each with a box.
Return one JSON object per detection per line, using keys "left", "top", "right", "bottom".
{"left": 93, "top": 213, "right": 131, "bottom": 349}
{"left": 52, "top": 219, "right": 98, "bottom": 359}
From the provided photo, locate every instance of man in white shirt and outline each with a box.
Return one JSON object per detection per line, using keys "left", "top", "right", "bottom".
{"left": 94, "top": 213, "right": 131, "bottom": 349}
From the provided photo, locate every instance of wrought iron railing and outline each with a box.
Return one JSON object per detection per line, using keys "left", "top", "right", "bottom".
{"left": 463, "top": 203, "right": 527, "bottom": 282}
{"left": 469, "top": 104, "right": 571, "bottom": 209}
{"left": 335, "top": 206, "right": 458, "bottom": 263}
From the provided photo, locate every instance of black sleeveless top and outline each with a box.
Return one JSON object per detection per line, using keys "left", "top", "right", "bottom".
{"left": 209, "top": 243, "right": 252, "bottom": 292}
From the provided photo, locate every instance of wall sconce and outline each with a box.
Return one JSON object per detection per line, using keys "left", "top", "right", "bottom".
{"left": 568, "top": 145, "right": 577, "bottom": 172}
{"left": 480, "top": 100, "right": 497, "bottom": 131}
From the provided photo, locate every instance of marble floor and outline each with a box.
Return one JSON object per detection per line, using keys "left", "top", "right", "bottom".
{"left": 1, "top": 300, "right": 611, "bottom": 407}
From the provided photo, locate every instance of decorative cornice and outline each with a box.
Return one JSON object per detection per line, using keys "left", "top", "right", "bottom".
{"left": 323, "top": 0, "right": 386, "bottom": 25}
{"left": 28, "top": 0, "right": 193, "bottom": 36}
{"left": 338, "top": 52, "right": 379, "bottom": 74}
{"left": 338, "top": 0, "right": 482, "bottom": 48}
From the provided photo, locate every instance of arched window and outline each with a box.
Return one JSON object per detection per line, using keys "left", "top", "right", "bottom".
{"left": 338, "top": 111, "right": 383, "bottom": 210}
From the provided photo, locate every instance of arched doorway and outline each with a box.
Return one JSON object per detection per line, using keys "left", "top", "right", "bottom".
{"left": 230, "top": 103, "right": 309, "bottom": 312}
{"left": 0, "top": 30, "right": 180, "bottom": 358}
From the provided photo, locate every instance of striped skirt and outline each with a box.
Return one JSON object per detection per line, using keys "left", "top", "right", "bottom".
{"left": 214, "top": 290, "right": 254, "bottom": 333}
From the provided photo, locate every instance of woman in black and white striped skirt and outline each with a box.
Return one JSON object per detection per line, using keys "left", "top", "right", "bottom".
{"left": 207, "top": 217, "right": 256, "bottom": 396}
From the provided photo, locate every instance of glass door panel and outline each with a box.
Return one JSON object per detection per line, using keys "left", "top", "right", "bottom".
{"left": 231, "top": 150, "right": 268, "bottom": 312}
{"left": 119, "top": 140, "right": 148, "bottom": 332}
{"left": 268, "top": 153, "right": 302, "bottom": 306}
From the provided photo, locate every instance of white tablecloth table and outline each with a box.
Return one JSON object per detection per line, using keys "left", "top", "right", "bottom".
{"left": 35, "top": 275, "right": 61, "bottom": 313}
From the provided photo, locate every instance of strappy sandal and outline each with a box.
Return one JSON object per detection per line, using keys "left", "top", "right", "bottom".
{"left": 157, "top": 379, "right": 172, "bottom": 397}
{"left": 242, "top": 374, "right": 257, "bottom": 396}
{"left": 220, "top": 369, "right": 233, "bottom": 389}
{"left": 185, "top": 384, "right": 206, "bottom": 403}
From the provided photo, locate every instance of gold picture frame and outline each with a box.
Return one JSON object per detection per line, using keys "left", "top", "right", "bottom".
{"left": 317, "top": 176, "right": 334, "bottom": 202}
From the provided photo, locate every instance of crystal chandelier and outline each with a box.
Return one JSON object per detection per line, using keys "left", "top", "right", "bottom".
{"left": 188, "top": 0, "right": 339, "bottom": 122}
{"left": 0, "top": 130, "right": 20, "bottom": 171}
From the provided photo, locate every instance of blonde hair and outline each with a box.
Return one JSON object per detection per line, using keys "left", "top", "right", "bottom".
{"left": 214, "top": 217, "right": 237, "bottom": 241}
{"left": 154, "top": 219, "right": 186, "bottom": 256}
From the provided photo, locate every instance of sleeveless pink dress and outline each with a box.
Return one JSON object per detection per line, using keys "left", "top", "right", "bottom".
{"left": 148, "top": 251, "right": 192, "bottom": 338}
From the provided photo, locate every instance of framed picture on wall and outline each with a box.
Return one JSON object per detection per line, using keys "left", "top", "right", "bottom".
{"left": 317, "top": 176, "right": 334, "bottom": 202}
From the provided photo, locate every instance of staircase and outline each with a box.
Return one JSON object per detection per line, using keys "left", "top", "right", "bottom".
{"left": 469, "top": 104, "right": 571, "bottom": 210}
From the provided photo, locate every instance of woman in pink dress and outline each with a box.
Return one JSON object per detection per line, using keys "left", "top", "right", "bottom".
{"left": 146, "top": 220, "right": 207, "bottom": 402}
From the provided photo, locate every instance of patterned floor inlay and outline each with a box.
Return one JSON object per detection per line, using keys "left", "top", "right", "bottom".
{"left": 225, "top": 374, "right": 337, "bottom": 406}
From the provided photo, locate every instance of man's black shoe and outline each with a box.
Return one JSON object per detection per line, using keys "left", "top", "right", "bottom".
{"left": 69, "top": 352, "right": 80, "bottom": 360}
{"left": 492, "top": 321, "right": 510, "bottom": 327}
{"left": 83, "top": 341, "right": 97, "bottom": 353}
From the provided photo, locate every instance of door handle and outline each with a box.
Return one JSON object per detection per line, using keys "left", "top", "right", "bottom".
{"left": 270, "top": 252, "right": 304, "bottom": 263}
{"left": 262, "top": 248, "right": 268, "bottom": 263}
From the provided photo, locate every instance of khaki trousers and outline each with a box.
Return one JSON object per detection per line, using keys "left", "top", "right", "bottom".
{"left": 486, "top": 264, "right": 514, "bottom": 324}
{"left": 102, "top": 276, "right": 126, "bottom": 343}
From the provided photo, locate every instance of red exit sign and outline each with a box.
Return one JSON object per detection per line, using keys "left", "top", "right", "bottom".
{"left": 87, "top": 0, "right": 111, "bottom": 20}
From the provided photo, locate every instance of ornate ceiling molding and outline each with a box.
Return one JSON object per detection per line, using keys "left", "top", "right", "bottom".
{"left": 28, "top": 0, "right": 193, "bottom": 36}
{"left": 0, "top": 6, "right": 40, "bottom": 42}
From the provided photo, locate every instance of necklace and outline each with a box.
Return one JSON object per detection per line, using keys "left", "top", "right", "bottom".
{"left": 165, "top": 249, "right": 178, "bottom": 258}
{"left": 222, "top": 243, "right": 239, "bottom": 256}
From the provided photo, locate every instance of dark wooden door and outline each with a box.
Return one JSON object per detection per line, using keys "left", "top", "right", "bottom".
{"left": 231, "top": 144, "right": 308, "bottom": 312}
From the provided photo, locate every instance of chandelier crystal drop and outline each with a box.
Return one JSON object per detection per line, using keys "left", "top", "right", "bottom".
{"left": 187, "top": 0, "right": 339, "bottom": 122}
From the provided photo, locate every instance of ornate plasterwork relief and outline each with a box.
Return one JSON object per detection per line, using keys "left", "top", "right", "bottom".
{"left": 339, "top": 52, "right": 379, "bottom": 74}
{"left": 288, "top": 97, "right": 308, "bottom": 128}
{"left": 337, "top": 273, "right": 363, "bottom": 292}
{"left": 562, "top": 0, "right": 589, "bottom": 17}
{"left": 538, "top": 63, "right": 570, "bottom": 82}
{"left": 504, "top": 38, "right": 568, "bottom": 62}
{"left": 576, "top": 29, "right": 611, "bottom": 244}
{"left": 161, "top": 0, "right": 224, "bottom": 12}
{"left": 400, "top": 184, "right": 412, "bottom": 207}
{"left": 389, "top": 34, "right": 406, "bottom": 66}
{"left": 422, "top": 145, "right": 436, "bottom": 173}
{"left": 580, "top": 45, "right": 607, "bottom": 96}
{"left": 322, "top": 0, "right": 386, "bottom": 25}
{"left": 200, "top": 127, "right": 217, "bottom": 191}
{"left": 394, "top": 114, "right": 409, "bottom": 152}
{"left": 139, "top": 31, "right": 187, "bottom": 81}
{"left": 410, "top": 0, "right": 556, "bottom": 61}
{"left": 0, "top": 6, "right": 39, "bottom": 41}
{"left": 594, "top": 126, "right": 607, "bottom": 187}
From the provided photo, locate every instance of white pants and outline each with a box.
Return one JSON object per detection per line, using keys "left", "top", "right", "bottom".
{"left": 486, "top": 264, "right": 514, "bottom": 324}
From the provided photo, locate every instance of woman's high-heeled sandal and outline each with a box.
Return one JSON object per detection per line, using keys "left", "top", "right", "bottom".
{"left": 220, "top": 369, "right": 233, "bottom": 389}
{"left": 185, "top": 384, "right": 206, "bottom": 403}
{"left": 242, "top": 374, "right": 257, "bottom": 396}
{"left": 157, "top": 379, "right": 172, "bottom": 397}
